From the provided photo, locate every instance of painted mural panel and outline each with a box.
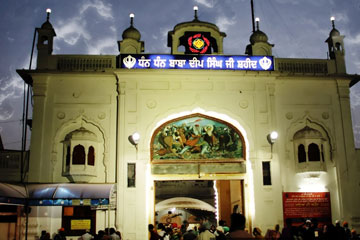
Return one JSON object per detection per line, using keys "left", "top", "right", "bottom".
{"left": 151, "top": 114, "right": 244, "bottom": 161}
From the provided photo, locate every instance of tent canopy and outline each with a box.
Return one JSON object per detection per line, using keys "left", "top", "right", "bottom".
{"left": 156, "top": 197, "right": 216, "bottom": 212}
{"left": 0, "top": 183, "right": 116, "bottom": 206}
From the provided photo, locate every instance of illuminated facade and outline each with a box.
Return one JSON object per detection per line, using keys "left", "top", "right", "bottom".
{"left": 9, "top": 8, "right": 360, "bottom": 240}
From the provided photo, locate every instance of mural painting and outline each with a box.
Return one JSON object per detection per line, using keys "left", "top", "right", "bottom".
{"left": 151, "top": 114, "right": 244, "bottom": 161}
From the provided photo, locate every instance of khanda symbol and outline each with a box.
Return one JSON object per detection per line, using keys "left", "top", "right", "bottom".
{"left": 123, "top": 55, "right": 137, "bottom": 69}
{"left": 259, "top": 57, "right": 272, "bottom": 70}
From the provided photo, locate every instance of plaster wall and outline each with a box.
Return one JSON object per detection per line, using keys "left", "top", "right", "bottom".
{"left": 26, "top": 68, "right": 359, "bottom": 239}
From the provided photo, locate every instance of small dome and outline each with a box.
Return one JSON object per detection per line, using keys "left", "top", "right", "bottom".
{"left": 41, "top": 21, "right": 54, "bottom": 29}
{"left": 329, "top": 28, "right": 340, "bottom": 37}
{"left": 122, "top": 26, "right": 141, "bottom": 41}
{"left": 294, "top": 127, "right": 323, "bottom": 140}
{"left": 250, "top": 30, "right": 268, "bottom": 44}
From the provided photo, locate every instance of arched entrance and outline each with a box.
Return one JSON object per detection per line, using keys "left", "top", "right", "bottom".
{"left": 148, "top": 112, "right": 252, "bottom": 230}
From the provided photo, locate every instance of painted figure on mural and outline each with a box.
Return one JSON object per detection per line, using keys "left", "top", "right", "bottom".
{"left": 153, "top": 115, "right": 244, "bottom": 161}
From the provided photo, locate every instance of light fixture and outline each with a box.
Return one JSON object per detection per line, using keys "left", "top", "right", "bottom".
{"left": 128, "top": 132, "right": 140, "bottom": 150}
{"left": 129, "top": 13, "right": 135, "bottom": 26}
{"left": 267, "top": 131, "right": 278, "bottom": 158}
{"left": 194, "top": 6, "right": 198, "bottom": 20}
{"left": 46, "top": 8, "right": 52, "bottom": 21}
{"left": 330, "top": 16, "right": 335, "bottom": 28}
{"left": 267, "top": 131, "right": 278, "bottom": 144}
{"left": 255, "top": 17, "right": 260, "bottom": 31}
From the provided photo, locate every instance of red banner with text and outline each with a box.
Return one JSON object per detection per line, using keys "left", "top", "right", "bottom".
{"left": 282, "top": 192, "right": 331, "bottom": 226}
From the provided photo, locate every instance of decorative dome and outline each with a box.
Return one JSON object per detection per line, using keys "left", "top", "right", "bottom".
{"left": 41, "top": 21, "right": 54, "bottom": 30}
{"left": 122, "top": 26, "right": 141, "bottom": 41}
{"left": 65, "top": 127, "right": 97, "bottom": 141}
{"left": 294, "top": 127, "right": 323, "bottom": 140}
{"left": 250, "top": 30, "right": 268, "bottom": 44}
{"left": 329, "top": 28, "right": 340, "bottom": 37}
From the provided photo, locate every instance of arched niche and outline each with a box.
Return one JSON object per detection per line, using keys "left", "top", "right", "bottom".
{"left": 150, "top": 113, "right": 246, "bottom": 163}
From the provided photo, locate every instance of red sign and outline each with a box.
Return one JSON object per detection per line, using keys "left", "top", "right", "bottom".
{"left": 283, "top": 192, "right": 331, "bottom": 225}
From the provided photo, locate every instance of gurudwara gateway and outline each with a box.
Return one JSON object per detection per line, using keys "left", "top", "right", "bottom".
{"left": 1, "top": 6, "right": 359, "bottom": 240}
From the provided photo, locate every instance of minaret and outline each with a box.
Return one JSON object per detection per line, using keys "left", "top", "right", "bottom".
{"left": 326, "top": 16, "right": 346, "bottom": 73}
{"left": 118, "top": 13, "right": 144, "bottom": 54}
{"left": 245, "top": 18, "right": 274, "bottom": 56}
{"left": 36, "top": 8, "right": 56, "bottom": 69}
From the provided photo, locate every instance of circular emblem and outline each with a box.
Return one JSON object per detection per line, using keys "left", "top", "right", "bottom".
{"left": 188, "top": 33, "right": 210, "bottom": 54}
{"left": 193, "top": 38, "right": 205, "bottom": 50}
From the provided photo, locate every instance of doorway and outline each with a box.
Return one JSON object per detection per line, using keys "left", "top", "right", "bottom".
{"left": 154, "top": 179, "right": 244, "bottom": 228}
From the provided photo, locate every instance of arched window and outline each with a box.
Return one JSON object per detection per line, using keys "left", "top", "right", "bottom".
{"left": 66, "top": 146, "right": 71, "bottom": 166}
{"left": 321, "top": 144, "right": 325, "bottom": 162}
{"left": 298, "top": 144, "right": 306, "bottom": 163}
{"left": 72, "top": 145, "right": 85, "bottom": 165}
{"left": 335, "top": 42, "right": 341, "bottom": 51}
{"left": 41, "top": 36, "right": 48, "bottom": 45}
{"left": 88, "top": 146, "right": 95, "bottom": 166}
{"left": 308, "top": 143, "right": 320, "bottom": 162}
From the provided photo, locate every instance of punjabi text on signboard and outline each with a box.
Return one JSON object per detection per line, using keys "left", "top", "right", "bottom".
{"left": 121, "top": 54, "right": 274, "bottom": 71}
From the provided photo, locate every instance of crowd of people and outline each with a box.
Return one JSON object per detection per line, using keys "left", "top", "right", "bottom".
{"left": 36, "top": 215, "right": 360, "bottom": 240}
{"left": 39, "top": 227, "right": 122, "bottom": 240}
{"left": 148, "top": 214, "right": 360, "bottom": 240}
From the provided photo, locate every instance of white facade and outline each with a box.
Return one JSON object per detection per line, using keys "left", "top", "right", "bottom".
{"left": 13, "top": 10, "right": 360, "bottom": 240}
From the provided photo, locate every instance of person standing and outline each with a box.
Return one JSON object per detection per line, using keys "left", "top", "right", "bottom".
{"left": 54, "top": 228, "right": 66, "bottom": 240}
{"left": 183, "top": 226, "right": 197, "bottom": 240}
{"left": 149, "top": 224, "right": 161, "bottom": 240}
{"left": 81, "top": 229, "right": 94, "bottom": 240}
{"left": 228, "top": 213, "right": 254, "bottom": 239}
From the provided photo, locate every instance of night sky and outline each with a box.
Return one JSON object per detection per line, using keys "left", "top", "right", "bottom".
{"left": 0, "top": 0, "right": 359, "bottom": 149}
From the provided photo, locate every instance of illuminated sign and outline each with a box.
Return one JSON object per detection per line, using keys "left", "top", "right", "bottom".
{"left": 71, "top": 219, "right": 91, "bottom": 230}
{"left": 121, "top": 54, "right": 274, "bottom": 71}
{"left": 283, "top": 192, "right": 331, "bottom": 225}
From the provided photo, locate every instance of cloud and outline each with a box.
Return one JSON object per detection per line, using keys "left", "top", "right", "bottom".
{"left": 346, "top": 33, "right": 360, "bottom": 45}
{"left": 0, "top": 73, "right": 24, "bottom": 121}
{"left": 333, "top": 12, "right": 349, "bottom": 24}
{"left": 86, "top": 37, "right": 117, "bottom": 55}
{"left": 194, "top": 0, "right": 216, "bottom": 8}
{"left": 55, "top": 17, "right": 91, "bottom": 46}
{"left": 274, "top": 0, "right": 300, "bottom": 5}
{"left": 350, "top": 84, "right": 360, "bottom": 107}
{"left": 216, "top": 16, "right": 236, "bottom": 32}
{"left": 53, "top": 0, "right": 117, "bottom": 50}
{"left": 79, "top": 0, "right": 114, "bottom": 20}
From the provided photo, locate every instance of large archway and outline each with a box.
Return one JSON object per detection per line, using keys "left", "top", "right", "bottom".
{"left": 147, "top": 111, "right": 253, "bottom": 231}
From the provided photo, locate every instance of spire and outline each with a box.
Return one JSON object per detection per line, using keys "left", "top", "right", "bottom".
{"left": 193, "top": 6, "right": 198, "bottom": 21}
{"left": 118, "top": 12, "right": 144, "bottom": 53}
{"left": 325, "top": 16, "right": 346, "bottom": 73}
{"left": 36, "top": 8, "right": 56, "bottom": 69}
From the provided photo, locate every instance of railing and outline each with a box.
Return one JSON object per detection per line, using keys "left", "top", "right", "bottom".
{"left": 275, "top": 58, "right": 331, "bottom": 74}
{"left": 57, "top": 55, "right": 116, "bottom": 71}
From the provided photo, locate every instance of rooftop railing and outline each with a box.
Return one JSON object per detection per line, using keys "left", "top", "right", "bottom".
{"left": 56, "top": 55, "right": 116, "bottom": 71}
